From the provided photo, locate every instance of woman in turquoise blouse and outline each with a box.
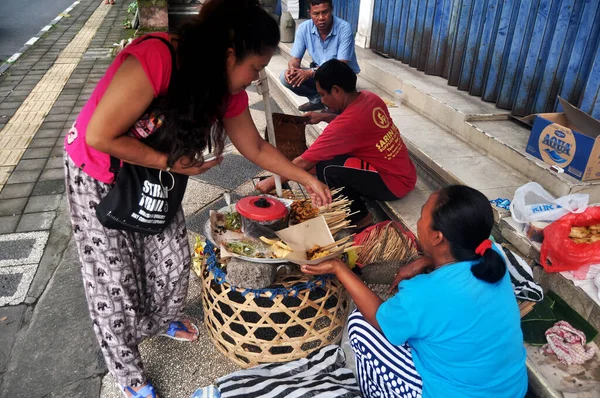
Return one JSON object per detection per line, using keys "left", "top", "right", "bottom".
{"left": 302, "top": 185, "right": 528, "bottom": 398}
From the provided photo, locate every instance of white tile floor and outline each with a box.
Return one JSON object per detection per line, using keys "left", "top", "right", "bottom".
{"left": 0, "top": 263, "right": 38, "bottom": 306}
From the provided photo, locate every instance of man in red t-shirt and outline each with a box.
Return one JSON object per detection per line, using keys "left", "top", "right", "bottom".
{"left": 258, "top": 59, "right": 417, "bottom": 229}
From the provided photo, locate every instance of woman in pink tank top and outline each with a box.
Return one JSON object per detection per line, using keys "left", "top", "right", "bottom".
{"left": 64, "top": 1, "right": 332, "bottom": 397}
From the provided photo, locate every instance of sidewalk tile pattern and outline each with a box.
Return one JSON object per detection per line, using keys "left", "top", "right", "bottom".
{"left": 0, "top": 3, "right": 111, "bottom": 192}
{"left": 0, "top": 264, "right": 38, "bottom": 306}
{"left": 0, "top": 1, "right": 111, "bottom": 307}
{"left": 0, "top": 231, "right": 49, "bottom": 267}
{"left": 0, "top": 231, "right": 49, "bottom": 305}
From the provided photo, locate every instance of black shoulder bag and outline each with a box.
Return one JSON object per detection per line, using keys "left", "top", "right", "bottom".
{"left": 96, "top": 36, "right": 189, "bottom": 235}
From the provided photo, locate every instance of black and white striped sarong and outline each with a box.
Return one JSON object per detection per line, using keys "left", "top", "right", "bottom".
{"left": 499, "top": 245, "right": 544, "bottom": 302}
{"left": 348, "top": 310, "right": 423, "bottom": 398}
{"left": 215, "top": 345, "right": 361, "bottom": 398}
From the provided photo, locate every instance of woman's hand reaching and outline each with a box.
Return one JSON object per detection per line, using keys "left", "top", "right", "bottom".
{"left": 303, "top": 177, "right": 332, "bottom": 207}
{"left": 254, "top": 175, "right": 331, "bottom": 208}
{"left": 171, "top": 156, "right": 224, "bottom": 176}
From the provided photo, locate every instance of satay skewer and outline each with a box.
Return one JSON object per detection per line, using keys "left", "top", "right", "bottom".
{"left": 319, "top": 234, "right": 356, "bottom": 251}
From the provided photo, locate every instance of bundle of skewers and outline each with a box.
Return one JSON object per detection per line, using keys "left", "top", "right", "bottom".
{"left": 290, "top": 188, "right": 355, "bottom": 235}
{"left": 356, "top": 222, "right": 419, "bottom": 266}
{"left": 312, "top": 233, "right": 359, "bottom": 258}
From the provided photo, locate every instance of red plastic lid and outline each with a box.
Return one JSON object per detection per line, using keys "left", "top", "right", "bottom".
{"left": 236, "top": 196, "right": 288, "bottom": 222}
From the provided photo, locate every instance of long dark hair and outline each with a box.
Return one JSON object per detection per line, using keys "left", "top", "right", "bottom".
{"left": 151, "top": 0, "right": 280, "bottom": 168}
{"left": 431, "top": 185, "right": 506, "bottom": 283}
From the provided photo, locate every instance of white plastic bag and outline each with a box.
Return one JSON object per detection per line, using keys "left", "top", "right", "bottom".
{"left": 510, "top": 182, "right": 588, "bottom": 223}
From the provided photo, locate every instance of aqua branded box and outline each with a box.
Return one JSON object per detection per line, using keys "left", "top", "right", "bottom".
{"left": 524, "top": 97, "right": 600, "bottom": 182}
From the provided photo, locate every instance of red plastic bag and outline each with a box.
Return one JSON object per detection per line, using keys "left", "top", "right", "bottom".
{"left": 540, "top": 206, "right": 600, "bottom": 272}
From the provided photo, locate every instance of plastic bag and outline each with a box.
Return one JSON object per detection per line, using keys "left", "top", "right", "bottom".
{"left": 510, "top": 182, "right": 588, "bottom": 223}
{"left": 540, "top": 206, "right": 600, "bottom": 272}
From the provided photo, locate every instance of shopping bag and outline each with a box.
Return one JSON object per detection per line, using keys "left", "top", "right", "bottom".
{"left": 510, "top": 182, "right": 588, "bottom": 224}
{"left": 540, "top": 206, "right": 600, "bottom": 272}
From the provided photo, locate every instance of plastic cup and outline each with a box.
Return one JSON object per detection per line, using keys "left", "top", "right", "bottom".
{"left": 394, "top": 89, "right": 403, "bottom": 108}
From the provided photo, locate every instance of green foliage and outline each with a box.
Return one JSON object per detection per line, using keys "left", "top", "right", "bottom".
{"left": 127, "top": 1, "right": 138, "bottom": 15}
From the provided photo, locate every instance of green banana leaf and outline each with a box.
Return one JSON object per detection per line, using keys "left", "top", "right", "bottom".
{"left": 520, "top": 291, "right": 597, "bottom": 345}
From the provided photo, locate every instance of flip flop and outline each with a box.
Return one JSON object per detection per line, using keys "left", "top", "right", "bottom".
{"left": 191, "top": 385, "right": 221, "bottom": 398}
{"left": 119, "top": 383, "right": 157, "bottom": 398}
{"left": 160, "top": 320, "right": 199, "bottom": 342}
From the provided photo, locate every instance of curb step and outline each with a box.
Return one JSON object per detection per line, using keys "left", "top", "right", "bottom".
{"left": 277, "top": 43, "right": 600, "bottom": 204}
{"left": 353, "top": 46, "right": 600, "bottom": 203}
{"left": 267, "top": 50, "right": 523, "bottom": 230}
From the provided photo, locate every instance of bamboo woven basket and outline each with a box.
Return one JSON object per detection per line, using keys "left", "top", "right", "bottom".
{"left": 200, "top": 266, "right": 351, "bottom": 368}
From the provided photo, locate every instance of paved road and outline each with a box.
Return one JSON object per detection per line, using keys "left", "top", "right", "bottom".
{"left": 0, "top": 0, "right": 75, "bottom": 61}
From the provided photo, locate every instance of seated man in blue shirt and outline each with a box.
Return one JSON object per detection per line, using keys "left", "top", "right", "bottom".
{"left": 280, "top": 0, "right": 360, "bottom": 112}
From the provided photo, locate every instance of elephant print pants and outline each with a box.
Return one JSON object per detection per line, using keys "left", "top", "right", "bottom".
{"left": 64, "top": 153, "right": 191, "bottom": 387}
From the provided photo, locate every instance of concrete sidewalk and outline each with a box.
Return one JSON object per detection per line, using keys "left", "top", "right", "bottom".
{"left": 0, "top": 2, "right": 295, "bottom": 397}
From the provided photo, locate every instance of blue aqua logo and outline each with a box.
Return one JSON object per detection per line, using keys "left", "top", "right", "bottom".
{"left": 543, "top": 148, "right": 568, "bottom": 164}
{"left": 539, "top": 124, "right": 576, "bottom": 167}
{"left": 542, "top": 134, "right": 571, "bottom": 156}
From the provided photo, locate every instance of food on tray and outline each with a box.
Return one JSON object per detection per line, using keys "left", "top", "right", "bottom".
{"left": 272, "top": 247, "right": 293, "bottom": 258}
{"left": 289, "top": 188, "right": 354, "bottom": 235}
{"left": 224, "top": 237, "right": 294, "bottom": 260}
{"left": 569, "top": 224, "right": 600, "bottom": 244}
{"left": 307, "top": 245, "right": 331, "bottom": 260}
{"left": 224, "top": 239, "right": 268, "bottom": 258}
{"left": 213, "top": 211, "right": 242, "bottom": 233}
{"left": 224, "top": 211, "right": 242, "bottom": 231}
{"left": 268, "top": 188, "right": 297, "bottom": 200}
{"left": 210, "top": 191, "right": 360, "bottom": 261}
{"left": 290, "top": 199, "right": 319, "bottom": 224}
{"left": 259, "top": 236, "right": 293, "bottom": 259}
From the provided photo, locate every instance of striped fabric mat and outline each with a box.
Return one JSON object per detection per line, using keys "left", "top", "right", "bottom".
{"left": 215, "top": 345, "right": 361, "bottom": 398}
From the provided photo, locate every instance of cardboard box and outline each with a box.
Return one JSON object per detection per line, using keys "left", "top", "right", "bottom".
{"left": 523, "top": 97, "right": 600, "bottom": 181}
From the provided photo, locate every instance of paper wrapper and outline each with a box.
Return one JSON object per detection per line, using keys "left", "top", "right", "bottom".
{"left": 275, "top": 216, "right": 344, "bottom": 265}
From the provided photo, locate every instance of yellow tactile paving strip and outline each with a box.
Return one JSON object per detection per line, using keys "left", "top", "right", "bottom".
{"left": 0, "top": 2, "right": 111, "bottom": 191}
